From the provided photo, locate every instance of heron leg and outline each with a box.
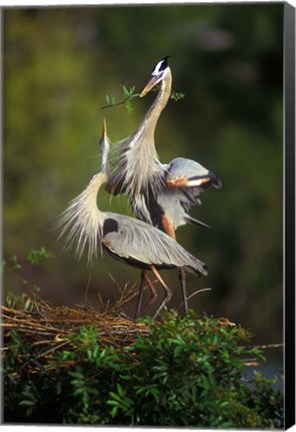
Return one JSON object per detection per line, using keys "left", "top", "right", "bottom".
{"left": 135, "top": 271, "right": 159, "bottom": 318}
{"left": 135, "top": 271, "right": 146, "bottom": 319}
{"left": 161, "top": 225, "right": 188, "bottom": 314}
{"left": 150, "top": 266, "right": 173, "bottom": 319}
{"left": 139, "top": 272, "right": 158, "bottom": 316}
{"left": 178, "top": 268, "right": 188, "bottom": 313}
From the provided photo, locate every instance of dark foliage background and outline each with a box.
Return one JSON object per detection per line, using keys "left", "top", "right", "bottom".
{"left": 3, "top": 4, "right": 283, "bottom": 351}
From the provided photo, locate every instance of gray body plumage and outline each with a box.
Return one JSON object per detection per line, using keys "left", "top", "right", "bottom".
{"left": 58, "top": 120, "right": 208, "bottom": 278}
{"left": 102, "top": 212, "right": 207, "bottom": 275}
{"left": 164, "top": 157, "right": 221, "bottom": 189}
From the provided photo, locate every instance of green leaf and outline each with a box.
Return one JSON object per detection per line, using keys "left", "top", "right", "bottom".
{"left": 117, "top": 383, "right": 124, "bottom": 397}
{"left": 111, "top": 405, "right": 118, "bottom": 418}
{"left": 122, "top": 85, "right": 129, "bottom": 98}
{"left": 106, "top": 400, "right": 119, "bottom": 407}
{"left": 27, "top": 247, "right": 54, "bottom": 265}
{"left": 124, "top": 99, "right": 132, "bottom": 113}
{"left": 109, "top": 391, "right": 122, "bottom": 402}
{"left": 19, "top": 400, "right": 35, "bottom": 407}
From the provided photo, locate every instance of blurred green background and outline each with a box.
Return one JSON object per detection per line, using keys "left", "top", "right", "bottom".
{"left": 3, "top": 4, "right": 283, "bottom": 345}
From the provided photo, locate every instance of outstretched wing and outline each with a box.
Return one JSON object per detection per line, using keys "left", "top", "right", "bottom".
{"left": 102, "top": 212, "right": 208, "bottom": 276}
{"left": 164, "top": 157, "right": 222, "bottom": 190}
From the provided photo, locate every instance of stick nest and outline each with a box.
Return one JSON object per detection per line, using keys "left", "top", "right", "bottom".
{"left": 1, "top": 296, "right": 150, "bottom": 373}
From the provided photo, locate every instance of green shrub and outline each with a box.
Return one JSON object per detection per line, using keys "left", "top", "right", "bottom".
{"left": 3, "top": 309, "right": 283, "bottom": 427}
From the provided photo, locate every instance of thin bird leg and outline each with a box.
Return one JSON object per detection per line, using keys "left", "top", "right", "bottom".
{"left": 135, "top": 271, "right": 146, "bottom": 319}
{"left": 178, "top": 268, "right": 188, "bottom": 313}
{"left": 139, "top": 272, "right": 158, "bottom": 316}
{"left": 150, "top": 266, "right": 173, "bottom": 319}
{"left": 162, "top": 222, "right": 189, "bottom": 315}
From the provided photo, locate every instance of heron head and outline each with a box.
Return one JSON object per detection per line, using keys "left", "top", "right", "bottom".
{"left": 140, "top": 56, "right": 170, "bottom": 97}
{"left": 99, "top": 118, "right": 110, "bottom": 173}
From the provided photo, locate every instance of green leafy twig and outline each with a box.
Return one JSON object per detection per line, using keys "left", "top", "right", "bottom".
{"left": 101, "top": 86, "right": 186, "bottom": 113}
{"left": 171, "top": 91, "right": 186, "bottom": 101}
{"left": 101, "top": 86, "right": 140, "bottom": 112}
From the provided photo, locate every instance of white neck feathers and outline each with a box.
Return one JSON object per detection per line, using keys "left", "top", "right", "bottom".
{"left": 119, "top": 67, "right": 172, "bottom": 196}
{"left": 58, "top": 172, "right": 106, "bottom": 262}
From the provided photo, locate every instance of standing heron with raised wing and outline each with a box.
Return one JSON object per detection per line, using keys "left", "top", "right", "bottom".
{"left": 106, "top": 57, "right": 221, "bottom": 311}
{"left": 58, "top": 120, "right": 208, "bottom": 319}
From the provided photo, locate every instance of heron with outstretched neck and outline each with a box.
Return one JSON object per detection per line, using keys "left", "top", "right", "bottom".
{"left": 106, "top": 57, "right": 221, "bottom": 311}
{"left": 58, "top": 120, "right": 208, "bottom": 319}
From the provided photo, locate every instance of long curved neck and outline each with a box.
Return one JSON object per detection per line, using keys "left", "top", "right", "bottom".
{"left": 112, "top": 68, "right": 172, "bottom": 197}
{"left": 59, "top": 170, "right": 108, "bottom": 262}
{"left": 80, "top": 171, "right": 107, "bottom": 223}
{"left": 138, "top": 67, "right": 172, "bottom": 143}
{"left": 124, "top": 68, "right": 172, "bottom": 194}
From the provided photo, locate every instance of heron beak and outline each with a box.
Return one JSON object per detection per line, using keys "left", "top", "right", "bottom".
{"left": 140, "top": 76, "right": 160, "bottom": 97}
{"left": 102, "top": 118, "right": 107, "bottom": 140}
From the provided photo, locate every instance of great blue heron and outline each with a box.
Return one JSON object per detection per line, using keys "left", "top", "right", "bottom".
{"left": 106, "top": 56, "right": 221, "bottom": 310}
{"left": 58, "top": 119, "right": 208, "bottom": 319}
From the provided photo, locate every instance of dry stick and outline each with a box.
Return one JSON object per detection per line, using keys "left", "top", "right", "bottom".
{"left": 186, "top": 287, "right": 212, "bottom": 302}
{"left": 177, "top": 288, "right": 212, "bottom": 311}
{"left": 1, "top": 321, "right": 59, "bottom": 333}
{"left": 1, "top": 305, "right": 24, "bottom": 315}
{"left": 32, "top": 293, "right": 52, "bottom": 311}
{"left": 2, "top": 302, "right": 150, "bottom": 343}
{"left": 119, "top": 283, "right": 139, "bottom": 307}
{"left": 15, "top": 340, "right": 72, "bottom": 375}
{"left": 35, "top": 340, "right": 72, "bottom": 360}
{"left": 243, "top": 361, "right": 260, "bottom": 367}
{"left": 32, "top": 340, "right": 59, "bottom": 347}
{"left": 107, "top": 274, "right": 135, "bottom": 310}
{"left": 84, "top": 276, "right": 92, "bottom": 304}
{"left": 244, "top": 343, "right": 284, "bottom": 350}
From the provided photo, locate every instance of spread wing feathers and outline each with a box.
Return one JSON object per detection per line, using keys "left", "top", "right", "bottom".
{"left": 155, "top": 190, "right": 204, "bottom": 230}
{"left": 164, "top": 158, "right": 222, "bottom": 190}
{"left": 184, "top": 215, "right": 211, "bottom": 229}
{"left": 103, "top": 212, "right": 208, "bottom": 276}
